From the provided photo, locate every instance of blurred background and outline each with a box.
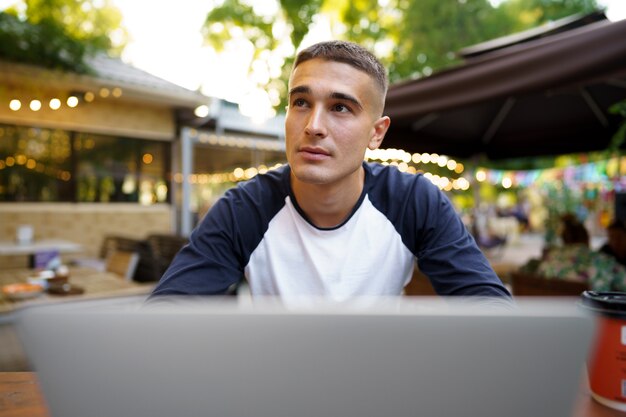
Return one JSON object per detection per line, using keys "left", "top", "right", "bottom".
{"left": 1, "top": 0, "right": 626, "bottom": 373}
{"left": 0, "top": 0, "right": 625, "bottom": 267}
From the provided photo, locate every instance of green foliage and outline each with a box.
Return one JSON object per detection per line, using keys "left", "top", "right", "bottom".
{"left": 203, "top": 0, "right": 277, "bottom": 53}
{"left": 608, "top": 100, "right": 626, "bottom": 154}
{"left": 0, "top": 0, "right": 126, "bottom": 73}
{"left": 21, "top": 0, "right": 126, "bottom": 53}
{"left": 389, "top": 0, "right": 512, "bottom": 82}
{"left": 0, "top": 12, "right": 93, "bottom": 73}
{"left": 200, "top": 0, "right": 601, "bottom": 112}
{"left": 498, "top": 0, "right": 601, "bottom": 31}
{"left": 280, "top": 0, "right": 324, "bottom": 47}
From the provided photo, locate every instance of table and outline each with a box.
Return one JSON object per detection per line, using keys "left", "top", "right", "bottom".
{"left": 0, "top": 239, "right": 83, "bottom": 256}
{"left": 0, "top": 266, "right": 154, "bottom": 315}
{"left": 0, "top": 372, "right": 621, "bottom": 417}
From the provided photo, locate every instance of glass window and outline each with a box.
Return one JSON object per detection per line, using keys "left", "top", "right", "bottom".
{"left": 0, "top": 123, "right": 170, "bottom": 203}
{"left": 190, "top": 144, "right": 286, "bottom": 223}
{"left": 0, "top": 125, "right": 73, "bottom": 202}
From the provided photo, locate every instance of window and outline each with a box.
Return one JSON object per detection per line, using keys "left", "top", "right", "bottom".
{"left": 0, "top": 123, "right": 170, "bottom": 203}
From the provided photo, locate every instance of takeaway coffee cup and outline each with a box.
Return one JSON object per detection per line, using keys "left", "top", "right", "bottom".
{"left": 581, "top": 291, "right": 626, "bottom": 411}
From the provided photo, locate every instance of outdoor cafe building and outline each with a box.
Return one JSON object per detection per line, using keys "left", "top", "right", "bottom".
{"left": 0, "top": 55, "right": 286, "bottom": 266}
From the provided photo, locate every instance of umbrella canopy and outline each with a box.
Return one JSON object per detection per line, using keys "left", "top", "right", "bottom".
{"left": 383, "top": 17, "right": 626, "bottom": 161}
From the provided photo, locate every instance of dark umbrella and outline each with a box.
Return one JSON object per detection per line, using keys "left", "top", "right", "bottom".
{"left": 384, "top": 16, "right": 626, "bottom": 161}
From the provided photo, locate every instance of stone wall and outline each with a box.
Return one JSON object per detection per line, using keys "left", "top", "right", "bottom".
{"left": 0, "top": 203, "right": 174, "bottom": 268}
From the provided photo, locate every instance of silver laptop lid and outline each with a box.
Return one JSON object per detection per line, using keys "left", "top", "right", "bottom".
{"left": 15, "top": 297, "right": 594, "bottom": 417}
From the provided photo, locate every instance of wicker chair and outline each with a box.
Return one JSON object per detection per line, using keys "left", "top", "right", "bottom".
{"left": 145, "top": 234, "right": 189, "bottom": 281}
{"left": 95, "top": 235, "right": 154, "bottom": 282}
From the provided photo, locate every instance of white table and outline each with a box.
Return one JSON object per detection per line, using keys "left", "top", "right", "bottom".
{"left": 0, "top": 239, "right": 83, "bottom": 256}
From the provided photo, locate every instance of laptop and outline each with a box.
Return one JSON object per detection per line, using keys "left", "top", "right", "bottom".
{"left": 14, "top": 296, "right": 594, "bottom": 417}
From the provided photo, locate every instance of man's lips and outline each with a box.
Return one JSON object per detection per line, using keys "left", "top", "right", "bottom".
{"left": 298, "top": 146, "right": 331, "bottom": 160}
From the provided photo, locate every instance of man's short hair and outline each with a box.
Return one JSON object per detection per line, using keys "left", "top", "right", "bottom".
{"left": 294, "top": 40, "right": 388, "bottom": 98}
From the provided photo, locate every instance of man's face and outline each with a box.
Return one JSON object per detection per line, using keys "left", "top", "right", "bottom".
{"left": 284, "top": 58, "right": 389, "bottom": 187}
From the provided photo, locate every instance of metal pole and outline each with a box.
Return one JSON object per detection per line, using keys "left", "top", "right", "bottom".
{"left": 181, "top": 127, "right": 193, "bottom": 236}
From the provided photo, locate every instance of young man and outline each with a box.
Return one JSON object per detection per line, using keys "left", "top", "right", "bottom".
{"left": 150, "top": 40, "right": 510, "bottom": 300}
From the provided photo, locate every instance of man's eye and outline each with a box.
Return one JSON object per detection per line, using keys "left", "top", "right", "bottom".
{"left": 333, "top": 103, "right": 351, "bottom": 113}
{"left": 292, "top": 98, "right": 307, "bottom": 107}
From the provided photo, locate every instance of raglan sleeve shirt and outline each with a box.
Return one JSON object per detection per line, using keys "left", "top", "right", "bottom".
{"left": 150, "top": 163, "right": 510, "bottom": 299}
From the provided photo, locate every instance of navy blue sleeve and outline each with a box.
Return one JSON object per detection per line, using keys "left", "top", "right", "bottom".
{"left": 412, "top": 178, "right": 510, "bottom": 297}
{"left": 368, "top": 165, "right": 511, "bottom": 297}
{"left": 150, "top": 169, "right": 288, "bottom": 297}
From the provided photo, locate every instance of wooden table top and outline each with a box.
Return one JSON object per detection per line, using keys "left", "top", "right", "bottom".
{"left": 0, "top": 372, "right": 622, "bottom": 417}
{"left": 0, "top": 267, "right": 154, "bottom": 315}
{"left": 0, "top": 239, "right": 83, "bottom": 256}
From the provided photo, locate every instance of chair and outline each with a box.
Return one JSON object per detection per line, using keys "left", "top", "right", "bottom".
{"left": 145, "top": 234, "right": 189, "bottom": 280}
{"left": 510, "top": 271, "right": 588, "bottom": 296}
{"left": 105, "top": 250, "right": 140, "bottom": 281}
{"left": 71, "top": 235, "right": 143, "bottom": 272}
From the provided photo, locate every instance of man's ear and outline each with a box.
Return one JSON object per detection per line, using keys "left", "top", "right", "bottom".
{"left": 368, "top": 116, "right": 391, "bottom": 150}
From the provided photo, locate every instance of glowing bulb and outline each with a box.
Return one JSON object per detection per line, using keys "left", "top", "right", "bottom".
{"left": 29, "top": 100, "right": 42, "bottom": 111}
{"left": 476, "top": 170, "right": 487, "bottom": 182}
{"left": 84, "top": 91, "right": 95, "bottom": 102}
{"left": 194, "top": 105, "right": 209, "bottom": 118}
{"left": 9, "top": 99, "right": 21, "bottom": 111}
{"left": 67, "top": 96, "right": 79, "bottom": 108}
{"left": 49, "top": 98, "right": 61, "bottom": 110}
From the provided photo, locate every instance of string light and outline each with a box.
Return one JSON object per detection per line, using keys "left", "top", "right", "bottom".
{"left": 29, "top": 100, "right": 41, "bottom": 111}
{"left": 363, "top": 148, "right": 470, "bottom": 191}
{"left": 6, "top": 87, "right": 124, "bottom": 112}
{"left": 66, "top": 96, "right": 79, "bottom": 108}
{"left": 49, "top": 98, "right": 61, "bottom": 110}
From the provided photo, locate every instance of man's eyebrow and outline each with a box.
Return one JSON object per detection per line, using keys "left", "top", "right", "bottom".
{"left": 288, "top": 86, "right": 363, "bottom": 110}
{"left": 330, "top": 92, "right": 362, "bottom": 110}
{"left": 288, "top": 85, "right": 311, "bottom": 97}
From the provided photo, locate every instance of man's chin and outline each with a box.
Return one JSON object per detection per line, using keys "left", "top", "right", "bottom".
{"left": 291, "top": 166, "right": 333, "bottom": 185}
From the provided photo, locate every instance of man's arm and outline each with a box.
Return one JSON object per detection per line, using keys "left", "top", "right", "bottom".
{"left": 147, "top": 168, "right": 289, "bottom": 300}
{"left": 410, "top": 177, "right": 511, "bottom": 298}
{"left": 149, "top": 197, "right": 246, "bottom": 298}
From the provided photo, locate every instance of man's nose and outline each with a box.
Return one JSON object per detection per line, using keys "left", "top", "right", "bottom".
{"left": 304, "top": 106, "right": 327, "bottom": 137}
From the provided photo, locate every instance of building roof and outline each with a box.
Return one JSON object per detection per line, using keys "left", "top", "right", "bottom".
{"left": 0, "top": 54, "right": 209, "bottom": 109}
{"left": 458, "top": 11, "right": 607, "bottom": 59}
{"left": 85, "top": 54, "right": 209, "bottom": 108}
{"left": 384, "top": 15, "right": 626, "bottom": 160}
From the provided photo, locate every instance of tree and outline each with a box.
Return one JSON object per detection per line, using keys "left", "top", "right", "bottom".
{"left": 498, "top": 0, "right": 601, "bottom": 32}
{"left": 0, "top": 0, "right": 127, "bottom": 74}
{"left": 201, "top": 0, "right": 601, "bottom": 113}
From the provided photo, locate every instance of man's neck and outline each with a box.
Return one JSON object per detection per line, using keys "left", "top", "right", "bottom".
{"left": 290, "top": 168, "right": 365, "bottom": 229}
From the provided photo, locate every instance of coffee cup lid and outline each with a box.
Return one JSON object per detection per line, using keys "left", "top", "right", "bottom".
{"left": 581, "top": 291, "right": 626, "bottom": 315}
